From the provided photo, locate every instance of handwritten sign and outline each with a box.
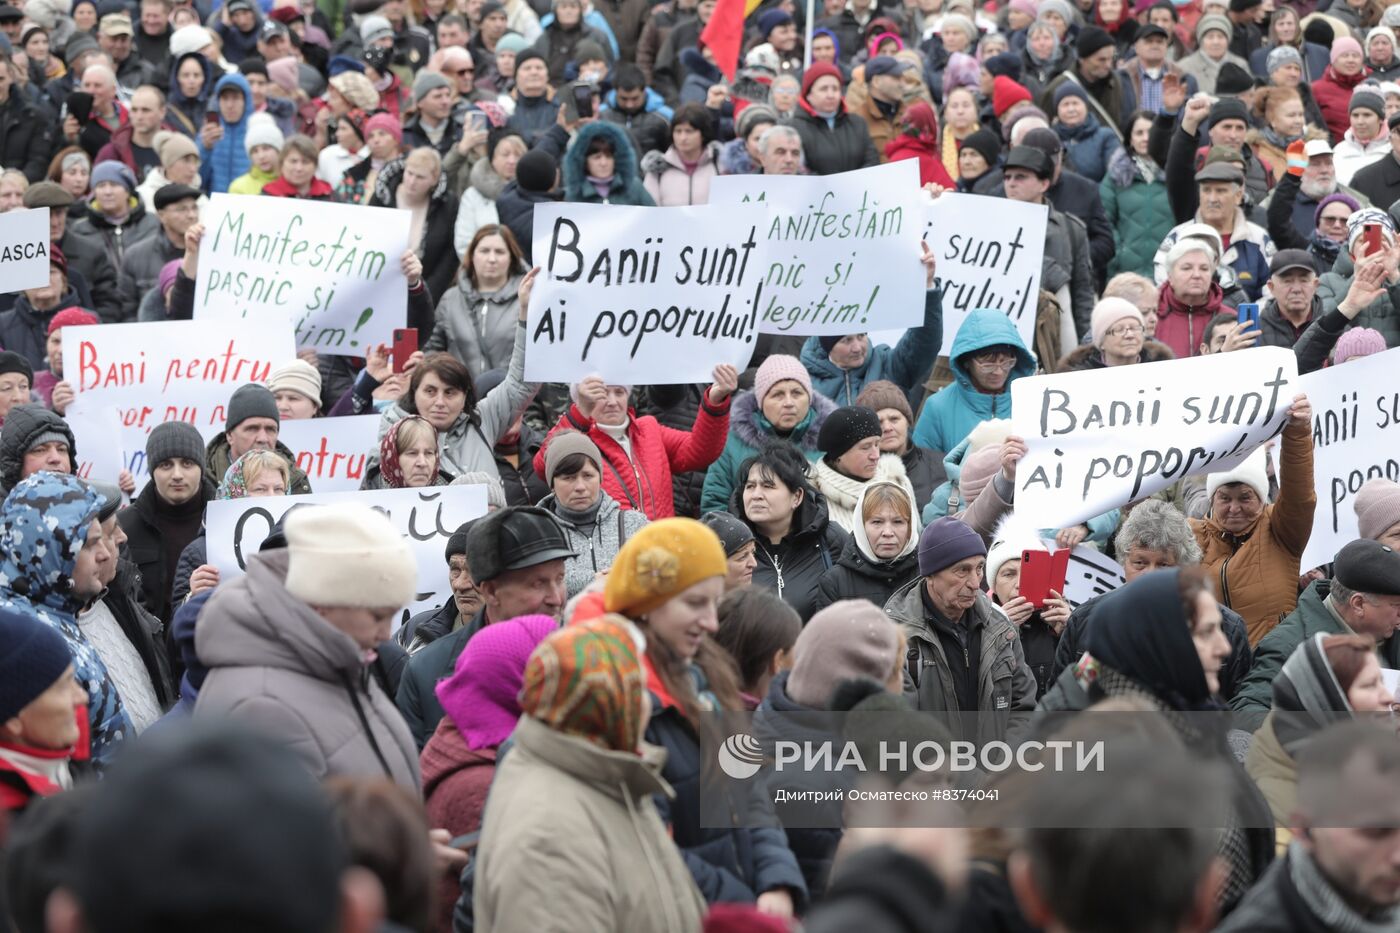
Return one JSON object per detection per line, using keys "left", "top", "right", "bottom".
{"left": 1062, "top": 545, "right": 1126, "bottom": 609}
{"left": 194, "top": 194, "right": 409, "bottom": 356}
{"left": 1297, "top": 347, "right": 1400, "bottom": 570}
{"left": 63, "top": 319, "right": 296, "bottom": 482}
{"left": 0, "top": 208, "right": 52, "bottom": 293}
{"left": 65, "top": 399, "right": 127, "bottom": 486}
{"left": 1011, "top": 348, "right": 1297, "bottom": 529}
{"left": 278, "top": 415, "right": 379, "bottom": 493}
{"left": 708, "top": 161, "right": 924, "bottom": 336}
{"left": 925, "top": 193, "right": 1047, "bottom": 358}
{"left": 205, "top": 485, "right": 489, "bottom": 619}
{"left": 528, "top": 201, "right": 770, "bottom": 383}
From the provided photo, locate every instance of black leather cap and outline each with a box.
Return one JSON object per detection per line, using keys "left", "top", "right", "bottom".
{"left": 466, "top": 506, "right": 576, "bottom": 583}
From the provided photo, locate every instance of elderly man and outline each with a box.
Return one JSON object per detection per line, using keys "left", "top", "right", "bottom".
{"left": 1231, "top": 538, "right": 1400, "bottom": 732}
{"left": 205, "top": 383, "right": 313, "bottom": 494}
{"left": 852, "top": 56, "right": 914, "bottom": 158}
{"left": 1051, "top": 499, "right": 1252, "bottom": 696}
{"left": 884, "top": 516, "right": 1037, "bottom": 742}
{"left": 1257, "top": 250, "right": 1321, "bottom": 349}
{"left": 118, "top": 183, "right": 198, "bottom": 321}
{"left": 1167, "top": 94, "right": 1272, "bottom": 217}
{"left": 98, "top": 11, "right": 157, "bottom": 90}
{"left": 1155, "top": 158, "right": 1275, "bottom": 301}
{"left": 1039, "top": 26, "right": 1130, "bottom": 139}
{"left": 1119, "top": 23, "right": 1199, "bottom": 115}
{"left": 396, "top": 505, "right": 575, "bottom": 747}
{"left": 68, "top": 161, "right": 161, "bottom": 271}
{"left": 1351, "top": 112, "right": 1400, "bottom": 213}
{"left": 1263, "top": 139, "right": 1370, "bottom": 249}
{"left": 758, "top": 124, "right": 803, "bottom": 175}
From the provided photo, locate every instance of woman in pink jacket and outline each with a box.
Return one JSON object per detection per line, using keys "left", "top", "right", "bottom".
{"left": 641, "top": 103, "right": 723, "bottom": 206}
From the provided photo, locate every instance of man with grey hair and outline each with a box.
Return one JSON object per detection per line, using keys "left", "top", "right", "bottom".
{"left": 758, "top": 124, "right": 803, "bottom": 175}
{"left": 1049, "top": 498, "right": 1252, "bottom": 695}
{"left": 1231, "top": 538, "right": 1400, "bottom": 732}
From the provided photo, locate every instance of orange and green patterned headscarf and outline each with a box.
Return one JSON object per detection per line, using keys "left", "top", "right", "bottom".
{"left": 519, "top": 615, "right": 645, "bottom": 753}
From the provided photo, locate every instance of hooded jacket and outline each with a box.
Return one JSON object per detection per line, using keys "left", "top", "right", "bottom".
{"left": 812, "top": 479, "right": 921, "bottom": 613}
{"left": 475, "top": 715, "right": 706, "bottom": 933}
{"left": 562, "top": 121, "right": 655, "bottom": 206}
{"left": 194, "top": 549, "right": 421, "bottom": 792}
{"left": 700, "top": 388, "right": 839, "bottom": 513}
{"left": 911, "top": 309, "right": 1036, "bottom": 455}
{"left": 369, "top": 155, "right": 461, "bottom": 303}
{"left": 797, "top": 289, "right": 943, "bottom": 406}
{"left": 376, "top": 323, "right": 539, "bottom": 480}
{"left": 743, "top": 486, "right": 851, "bottom": 622}
{"left": 0, "top": 475, "right": 132, "bottom": 768}
{"left": 0, "top": 405, "right": 75, "bottom": 495}
{"left": 426, "top": 272, "right": 523, "bottom": 377}
{"left": 1190, "top": 421, "right": 1315, "bottom": 646}
{"left": 540, "top": 489, "right": 649, "bottom": 597}
{"left": 66, "top": 197, "right": 161, "bottom": 271}
{"left": 198, "top": 73, "right": 253, "bottom": 194}
{"left": 884, "top": 579, "right": 1037, "bottom": 744}
{"left": 537, "top": 393, "right": 731, "bottom": 520}
{"left": 165, "top": 51, "right": 216, "bottom": 137}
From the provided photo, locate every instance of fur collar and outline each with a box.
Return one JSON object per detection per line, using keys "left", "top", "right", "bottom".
{"left": 730, "top": 388, "right": 838, "bottom": 452}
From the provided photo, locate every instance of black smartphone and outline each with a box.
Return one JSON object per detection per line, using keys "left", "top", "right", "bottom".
{"left": 65, "top": 91, "right": 93, "bottom": 125}
{"left": 572, "top": 84, "right": 594, "bottom": 119}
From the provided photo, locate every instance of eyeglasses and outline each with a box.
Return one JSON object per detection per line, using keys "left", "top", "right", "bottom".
{"left": 972, "top": 353, "right": 1016, "bottom": 370}
{"left": 1106, "top": 322, "right": 1145, "bottom": 338}
{"left": 1319, "top": 215, "right": 1350, "bottom": 227}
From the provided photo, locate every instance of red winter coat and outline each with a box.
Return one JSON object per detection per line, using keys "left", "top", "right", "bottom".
{"left": 1312, "top": 65, "right": 1370, "bottom": 143}
{"left": 421, "top": 718, "right": 496, "bottom": 933}
{"left": 884, "top": 134, "right": 956, "bottom": 188}
{"left": 533, "top": 393, "right": 731, "bottom": 519}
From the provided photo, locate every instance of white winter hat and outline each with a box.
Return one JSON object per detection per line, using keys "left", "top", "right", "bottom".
{"left": 244, "top": 113, "right": 285, "bottom": 156}
{"left": 1205, "top": 447, "right": 1270, "bottom": 505}
{"left": 170, "top": 23, "right": 211, "bottom": 57}
{"left": 283, "top": 504, "right": 418, "bottom": 610}
{"left": 1090, "top": 297, "right": 1144, "bottom": 348}
{"left": 987, "top": 516, "right": 1049, "bottom": 587}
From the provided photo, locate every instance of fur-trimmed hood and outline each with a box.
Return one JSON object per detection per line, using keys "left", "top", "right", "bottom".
{"left": 729, "top": 387, "right": 838, "bottom": 452}
{"left": 468, "top": 153, "right": 508, "bottom": 202}
{"left": 1057, "top": 339, "right": 1175, "bottom": 371}
{"left": 561, "top": 121, "right": 643, "bottom": 199}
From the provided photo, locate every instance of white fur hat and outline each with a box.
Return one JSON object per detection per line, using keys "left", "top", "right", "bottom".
{"left": 283, "top": 504, "right": 417, "bottom": 610}
{"left": 1205, "top": 447, "right": 1269, "bottom": 504}
{"left": 24, "top": 0, "right": 72, "bottom": 30}
{"left": 170, "top": 23, "right": 212, "bottom": 57}
{"left": 965, "top": 418, "right": 1014, "bottom": 456}
{"left": 987, "top": 514, "right": 1049, "bottom": 586}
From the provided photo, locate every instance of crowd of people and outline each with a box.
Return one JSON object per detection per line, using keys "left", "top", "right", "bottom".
{"left": 3, "top": 0, "right": 1400, "bottom": 930}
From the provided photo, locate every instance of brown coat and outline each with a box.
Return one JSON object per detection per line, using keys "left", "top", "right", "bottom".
{"left": 850, "top": 91, "right": 909, "bottom": 164}
{"left": 1191, "top": 423, "right": 1315, "bottom": 646}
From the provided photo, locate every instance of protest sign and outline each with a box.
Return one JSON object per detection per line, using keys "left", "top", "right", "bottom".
{"left": 278, "top": 415, "right": 379, "bottom": 493}
{"left": 0, "top": 208, "right": 52, "bottom": 293}
{"left": 1296, "top": 347, "right": 1400, "bottom": 570}
{"left": 528, "top": 201, "right": 771, "bottom": 383}
{"left": 708, "top": 161, "right": 924, "bottom": 337}
{"left": 925, "top": 193, "right": 1047, "bottom": 358}
{"left": 65, "top": 399, "right": 127, "bottom": 486}
{"left": 194, "top": 194, "right": 409, "bottom": 356}
{"left": 1011, "top": 348, "right": 1298, "bottom": 529}
{"left": 63, "top": 319, "right": 296, "bottom": 481}
{"left": 205, "top": 484, "right": 489, "bottom": 619}
{"left": 1063, "top": 545, "right": 1126, "bottom": 609}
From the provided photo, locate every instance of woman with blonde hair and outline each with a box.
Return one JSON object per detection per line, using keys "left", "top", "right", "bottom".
{"left": 176, "top": 449, "right": 291, "bottom": 604}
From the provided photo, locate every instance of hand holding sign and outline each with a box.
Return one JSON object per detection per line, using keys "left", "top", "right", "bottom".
{"left": 1287, "top": 393, "right": 1312, "bottom": 433}
{"left": 518, "top": 266, "right": 538, "bottom": 322}
{"left": 708, "top": 364, "right": 739, "bottom": 405}
{"left": 1001, "top": 435, "right": 1028, "bottom": 482}
{"left": 920, "top": 240, "right": 936, "bottom": 289}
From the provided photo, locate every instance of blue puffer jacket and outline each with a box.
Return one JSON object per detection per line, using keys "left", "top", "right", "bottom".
{"left": 911, "top": 309, "right": 1035, "bottom": 455}
{"left": 561, "top": 120, "right": 655, "bottom": 206}
{"left": 198, "top": 73, "right": 252, "bottom": 194}
{"left": 1055, "top": 113, "right": 1121, "bottom": 183}
{"left": 797, "top": 289, "right": 943, "bottom": 407}
{"left": 0, "top": 474, "right": 133, "bottom": 769}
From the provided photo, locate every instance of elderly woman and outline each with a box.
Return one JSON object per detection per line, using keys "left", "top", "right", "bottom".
{"left": 537, "top": 431, "right": 648, "bottom": 597}
{"left": 537, "top": 365, "right": 736, "bottom": 520}
{"left": 1249, "top": 7, "right": 1330, "bottom": 81}
{"left": 812, "top": 479, "right": 922, "bottom": 613}
{"left": 985, "top": 524, "right": 1072, "bottom": 699}
{"left": 811, "top": 406, "right": 916, "bottom": 533}
{"left": 1018, "top": 19, "right": 1071, "bottom": 101}
{"left": 1306, "top": 209, "right": 1400, "bottom": 373}
{"left": 175, "top": 449, "right": 291, "bottom": 606}
{"left": 1154, "top": 239, "right": 1232, "bottom": 359}
{"left": 261, "top": 135, "right": 336, "bottom": 199}
{"left": 0, "top": 610, "right": 86, "bottom": 811}
{"left": 1059, "top": 297, "right": 1175, "bottom": 369}
{"left": 371, "top": 147, "right": 461, "bottom": 305}
{"left": 701, "top": 356, "right": 837, "bottom": 513}
{"left": 1312, "top": 37, "right": 1370, "bottom": 143}
{"left": 361, "top": 415, "right": 456, "bottom": 489}
{"left": 429, "top": 224, "right": 527, "bottom": 378}
{"left": 473, "top": 616, "right": 707, "bottom": 932}
{"left": 421, "top": 613, "right": 557, "bottom": 933}
{"left": 1192, "top": 394, "right": 1316, "bottom": 646}
{"left": 600, "top": 520, "right": 807, "bottom": 915}
{"left": 1246, "top": 633, "right": 1395, "bottom": 853}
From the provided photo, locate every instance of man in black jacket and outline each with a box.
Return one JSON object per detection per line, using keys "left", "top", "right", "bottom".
{"left": 1351, "top": 112, "right": 1400, "bottom": 216}
{"left": 1019, "top": 127, "right": 1116, "bottom": 284}
{"left": 118, "top": 183, "right": 197, "bottom": 322}
{"left": 0, "top": 58, "right": 51, "bottom": 181}
{"left": 396, "top": 506, "right": 573, "bottom": 747}
{"left": 20, "top": 183, "right": 120, "bottom": 321}
{"left": 1257, "top": 250, "right": 1322, "bottom": 349}
{"left": 496, "top": 147, "right": 559, "bottom": 263}
{"left": 600, "top": 64, "right": 672, "bottom": 158}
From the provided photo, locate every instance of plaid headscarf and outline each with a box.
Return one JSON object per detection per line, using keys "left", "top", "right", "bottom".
{"left": 518, "top": 615, "right": 645, "bottom": 753}
{"left": 217, "top": 450, "right": 288, "bottom": 500}
{"left": 379, "top": 416, "right": 439, "bottom": 489}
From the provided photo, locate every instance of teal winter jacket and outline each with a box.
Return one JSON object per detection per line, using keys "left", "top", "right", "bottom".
{"left": 797, "top": 288, "right": 943, "bottom": 406}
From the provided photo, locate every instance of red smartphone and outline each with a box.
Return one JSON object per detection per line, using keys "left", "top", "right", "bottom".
{"left": 1018, "top": 549, "right": 1070, "bottom": 608}
{"left": 1364, "top": 223, "right": 1384, "bottom": 257}
{"left": 392, "top": 328, "right": 417, "bottom": 374}
{"left": 205, "top": 110, "right": 219, "bottom": 126}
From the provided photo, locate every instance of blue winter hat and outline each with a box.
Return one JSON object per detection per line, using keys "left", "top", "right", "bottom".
{"left": 757, "top": 8, "right": 793, "bottom": 36}
{"left": 917, "top": 517, "right": 987, "bottom": 576}
{"left": 0, "top": 604, "right": 72, "bottom": 721}
{"left": 327, "top": 54, "right": 366, "bottom": 76}
{"left": 0, "top": 472, "right": 104, "bottom": 607}
{"left": 1053, "top": 81, "right": 1089, "bottom": 107}
{"left": 91, "top": 160, "right": 137, "bottom": 193}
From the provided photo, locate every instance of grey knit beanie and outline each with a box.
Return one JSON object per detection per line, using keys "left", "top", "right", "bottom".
{"left": 225, "top": 384, "right": 280, "bottom": 433}
{"left": 146, "top": 420, "right": 207, "bottom": 470}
